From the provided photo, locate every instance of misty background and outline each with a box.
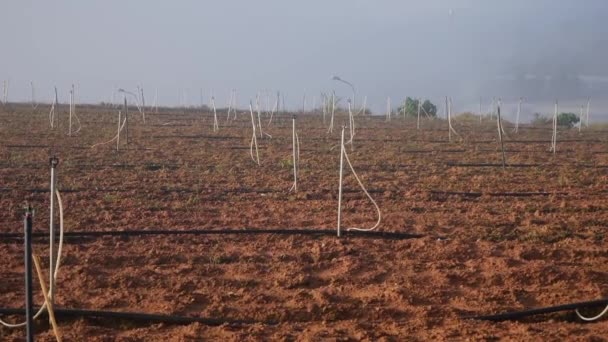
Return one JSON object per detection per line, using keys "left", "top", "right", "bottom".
{"left": 1, "top": 0, "right": 607, "bottom": 122}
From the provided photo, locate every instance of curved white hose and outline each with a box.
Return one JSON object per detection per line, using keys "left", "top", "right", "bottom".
{"left": 48, "top": 102, "right": 56, "bottom": 128}
{"left": 0, "top": 190, "right": 64, "bottom": 327}
{"left": 72, "top": 111, "right": 82, "bottom": 135}
{"left": 90, "top": 117, "right": 127, "bottom": 148}
{"left": 343, "top": 150, "right": 382, "bottom": 232}
{"left": 576, "top": 305, "right": 608, "bottom": 321}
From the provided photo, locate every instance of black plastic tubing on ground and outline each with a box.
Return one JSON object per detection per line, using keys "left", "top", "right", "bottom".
{"left": 0, "top": 228, "right": 425, "bottom": 242}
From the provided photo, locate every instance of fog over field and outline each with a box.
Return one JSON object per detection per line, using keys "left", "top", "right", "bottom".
{"left": 1, "top": 0, "right": 607, "bottom": 120}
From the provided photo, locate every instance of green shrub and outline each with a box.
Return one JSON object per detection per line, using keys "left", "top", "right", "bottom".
{"left": 397, "top": 97, "right": 437, "bottom": 118}
{"left": 557, "top": 112, "right": 580, "bottom": 128}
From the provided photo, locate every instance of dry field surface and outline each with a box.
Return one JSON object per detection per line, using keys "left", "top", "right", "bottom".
{"left": 1, "top": 103, "right": 607, "bottom": 340}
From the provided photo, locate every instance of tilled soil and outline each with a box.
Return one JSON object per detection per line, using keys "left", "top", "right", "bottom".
{"left": 0, "top": 104, "right": 607, "bottom": 341}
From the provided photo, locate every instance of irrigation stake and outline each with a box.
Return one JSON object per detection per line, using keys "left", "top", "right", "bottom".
{"left": 446, "top": 96, "right": 459, "bottom": 142}
{"left": 256, "top": 93, "right": 264, "bottom": 138}
{"left": 24, "top": 206, "right": 34, "bottom": 342}
{"left": 579, "top": 104, "right": 584, "bottom": 133}
{"left": 33, "top": 254, "right": 62, "bottom": 342}
{"left": 359, "top": 96, "right": 367, "bottom": 115}
{"left": 550, "top": 100, "right": 558, "bottom": 154}
{"left": 289, "top": 115, "right": 299, "bottom": 192}
{"left": 154, "top": 88, "right": 158, "bottom": 113}
{"left": 123, "top": 96, "right": 129, "bottom": 145}
{"left": 249, "top": 101, "right": 260, "bottom": 165}
{"left": 68, "top": 86, "right": 73, "bottom": 136}
{"left": 268, "top": 91, "right": 279, "bottom": 126}
{"left": 346, "top": 99, "right": 355, "bottom": 150}
{"left": 417, "top": 98, "right": 422, "bottom": 130}
{"left": 49, "top": 87, "right": 59, "bottom": 129}
{"left": 479, "top": 97, "right": 483, "bottom": 123}
{"left": 49, "top": 157, "right": 58, "bottom": 311}
{"left": 514, "top": 97, "right": 523, "bottom": 133}
{"left": 327, "top": 91, "right": 336, "bottom": 134}
{"left": 585, "top": 97, "right": 590, "bottom": 127}
{"left": 139, "top": 86, "right": 146, "bottom": 124}
{"left": 497, "top": 102, "right": 507, "bottom": 169}
{"left": 117, "top": 111, "right": 121, "bottom": 150}
{"left": 337, "top": 126, "right": 345, "bottom": 237}
{"left": 3, "top": 79, "right": 8, "bottom": 104}
{"left": 211, "top": 96, "right": 219, "bottom": 132}
{"left": 226, "top": 91, "right": 233, "bottom": 122}
{"left": 321, "top": 93, "right": 327, "bottom": 124}
{"left": 31, "top": 81, "right": 38, "bottom": 110}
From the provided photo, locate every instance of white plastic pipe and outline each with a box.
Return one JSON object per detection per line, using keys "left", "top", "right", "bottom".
{"left": 479, "top": 97, "right": 483, "bottom": 123}
{"left": 249, "top": 101, "right": 260, "bottom": 165}
{"left": 256, "top": 94, "right": 264, "bottom": 138}
{"left": 327, "top": 91, "right": 335, "bottom": 134}
{"left": 579, "top": 105, "right": 584, "bottom": 133}
{"left": 551, "top": 100, "right": 558, "bottom": 154}
{"left": 417, "top": 98, "right": 422, "bottom": 130}
{"left": 585, "top": 98, "right": 591, "bottom": 127}
{"left": 154, "top": 88, "right": 158, "bottom": 113}
{"left": 289, "top": 116, "right": 298, "bottom": 192}
{"left": 514, "top": 97, "right": 523, "bottom": 133}
{"left": 337, "top": 126, "right": 345, "bottom": 237}
{"left": 211, "top": 96, "right": 219, "bottom": 132}
{"left": 3, "top": 80, "right": 8, "bottom": 104}
{"left": 140, "top": 87, "right": 146, "bottom": 124}
{"left": 68, "top": 87, "right": 73, "bottom": 136}
{"left": 49, "top": 159, "right": 57, "bottom": 309}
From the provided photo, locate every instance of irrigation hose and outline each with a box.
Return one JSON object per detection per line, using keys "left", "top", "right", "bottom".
{"left": 575, "top": 305, "right": 608, "bottom": 321}
{"left": 0, "top": 190, "right": 65, "bottom": 328}
{"left": 343, "top": 149, "right": 382, "bottom": 232}
{"left": 90, "top": 117, "right": 127, "bottom": 148}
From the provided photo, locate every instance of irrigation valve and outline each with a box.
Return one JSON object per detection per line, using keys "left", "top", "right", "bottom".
{"left": 50, "top": 156, "right": 59, "bottom": 169}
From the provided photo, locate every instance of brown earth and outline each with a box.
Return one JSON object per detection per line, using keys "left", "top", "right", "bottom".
{"left": 0, "top": 103, "right": 607, "bottom": 341}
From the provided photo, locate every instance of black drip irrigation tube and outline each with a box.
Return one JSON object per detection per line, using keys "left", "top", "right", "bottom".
{"left": 0, "top": 307, "right": 274, "bottom": 326}
{"left": 466, "top": 298, "right": 608, "bottom": 322}
{"left": 446, "top": 162, "right": 608, "bottom": 169}
{"left": 429, "top": 190, "right": 568, "bottom": 198}
{"left": 0, "top": 228, "right": 425, "bottom": 242}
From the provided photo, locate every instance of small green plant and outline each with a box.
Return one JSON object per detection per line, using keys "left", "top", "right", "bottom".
{"left": 278, "top": 157, "right": 294, "bottom": 169}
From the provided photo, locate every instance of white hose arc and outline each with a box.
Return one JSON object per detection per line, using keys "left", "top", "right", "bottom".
{"left": 90, "top": 117, "right": 127, "bottom": 148}
{"left": 249, "top": 103, "right": 260, "bottom": 165}
{"left": 49, "top": 102, "right": 56, "bottom": 128}
{"left": 342, "top": 149, "right": 382, "bottom": 232}
{"left": 0, "top": 190, "right": 64, "bottom": 328}
{"left": 575, "top": 305, "right": 608, "bottom": 321}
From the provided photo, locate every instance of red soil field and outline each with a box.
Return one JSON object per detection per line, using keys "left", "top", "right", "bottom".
{"left": 1, "top": 103, "right": 607, "bottom": 340}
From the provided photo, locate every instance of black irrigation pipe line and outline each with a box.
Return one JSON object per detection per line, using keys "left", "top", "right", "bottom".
{"left": 0, "top": 228, "right": 425, "bottom": 242}
{"left": 0, "top": 307, "right": 272, "bottom": 326}
{"left": 150, "top": 134, "right": 243, "bottom": 140}
{"left": 466, "top": 298, "right": 608, "bottom": 322}
{"left": 0, "top": 187, "right": 387, "bottom": 196}
{"left": 429, "top": 190, "right": 568, "bottom": 198}
{"left": 3, "top": 144, "right": 155, "bottom": 151}
{"left": 446, "top": 162, "right": 608, "bottom": 169}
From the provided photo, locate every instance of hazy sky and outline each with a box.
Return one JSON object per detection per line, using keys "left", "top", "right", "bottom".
{"left": 2, "top": 0, "right": 607, "bottom": 117}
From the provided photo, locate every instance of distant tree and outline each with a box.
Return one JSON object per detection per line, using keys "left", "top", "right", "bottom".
{"left": 557, "top": 112, "right": 580, "bottom": 128}
{"left": 398, "top": 97, "right": 437, "bottom": 118}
